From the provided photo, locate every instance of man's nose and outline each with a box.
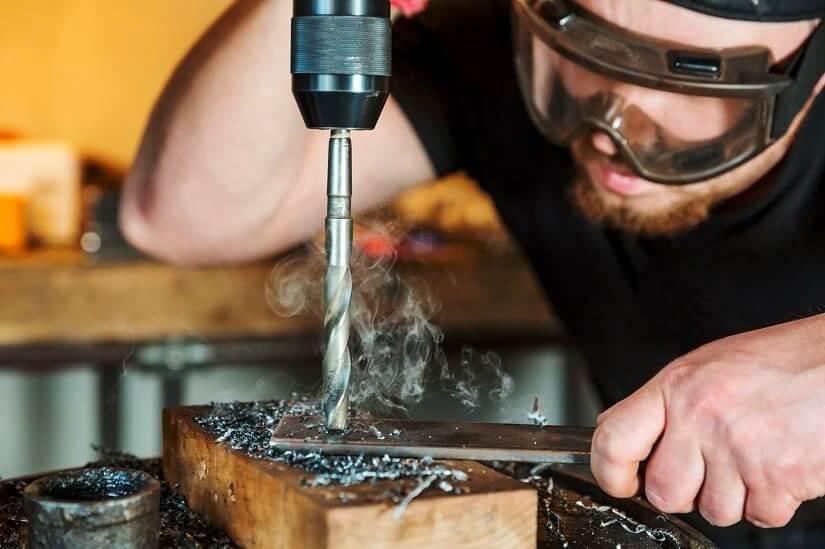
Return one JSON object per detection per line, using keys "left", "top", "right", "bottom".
{"left": 591, "top": 131, "right": 618, "bottom": 156}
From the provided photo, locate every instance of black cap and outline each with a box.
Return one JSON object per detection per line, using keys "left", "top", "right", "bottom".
{"left": 662, "top": 0, "right": 825, "bottom": 21}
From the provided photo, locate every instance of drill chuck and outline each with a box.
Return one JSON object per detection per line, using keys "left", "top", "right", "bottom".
{"left": 291, "top": 0, "right": 392, "bottom": 130}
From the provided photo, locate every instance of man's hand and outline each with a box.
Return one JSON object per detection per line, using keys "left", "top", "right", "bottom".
{"left": 590, "top": 315, "right": 825, "bottom": 528}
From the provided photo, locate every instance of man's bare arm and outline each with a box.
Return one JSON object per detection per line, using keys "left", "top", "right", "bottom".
{"left": 120, "top": 0, "right": 434, "bottom": 265}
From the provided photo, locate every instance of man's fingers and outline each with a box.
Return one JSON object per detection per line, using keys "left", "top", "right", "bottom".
{"left": 696, "top": 452, "right": 746, "bottom": 527}
{"left": 745, "top": 491, "right": 800, "bottom": 528}
{"left": 644, "top": 431, "right": 704, "bottom": 514}
{"left": 591, "top": 384, "right": 667, "bottom": 497}
{"left": 590, "top": 451, "right": 641, "bottom": 497}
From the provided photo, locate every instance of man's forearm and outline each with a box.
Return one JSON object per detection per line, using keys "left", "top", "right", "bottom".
{"left": 121, "top": 0, "right": 307, "bottom": 263}
{"left": 706, "top": 311, "right": 825, "bottom": 373}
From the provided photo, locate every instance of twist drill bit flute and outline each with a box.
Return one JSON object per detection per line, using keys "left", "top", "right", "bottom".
{"left": 291, "top": 0, "right": 392, "bottom": 430}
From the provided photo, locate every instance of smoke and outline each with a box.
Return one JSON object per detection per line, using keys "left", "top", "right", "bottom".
{"left": 441, "top": 347, "right": 514, "bottom": 411}
{"left": 266, "top": 224, "right": 514, "bottom": 415}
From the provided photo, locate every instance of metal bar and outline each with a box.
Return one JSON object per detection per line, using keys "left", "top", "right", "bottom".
{"left": 270, "top": 415, "right": 594, "bottom": 464}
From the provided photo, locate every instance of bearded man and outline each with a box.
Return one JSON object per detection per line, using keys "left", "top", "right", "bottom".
{"left": 120, "top": 0, "right": 825, "bottom": 545}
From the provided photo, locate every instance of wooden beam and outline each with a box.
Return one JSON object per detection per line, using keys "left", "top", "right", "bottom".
{"left": 0, "top": 251, "right": 559, "bottom": 346}
{"left": 163, "top": 406, "right": 538, "bottom": 549}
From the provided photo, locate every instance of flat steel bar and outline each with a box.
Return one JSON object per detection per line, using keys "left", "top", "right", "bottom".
{"left": 270, "top": 415, "right": 594, "bottom": 464}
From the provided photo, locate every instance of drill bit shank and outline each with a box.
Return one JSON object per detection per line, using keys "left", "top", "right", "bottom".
{"left": 323, "top": 129, "right": 353, "bottom": 430}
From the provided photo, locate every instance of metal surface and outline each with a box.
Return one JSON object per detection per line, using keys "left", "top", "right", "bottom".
{"left": 23, "top": 467, "right": 160, "bottom": 549}
{"left": 270, "top": 414, "right": 595, "bottom": 464}
{"left": 324, "top": 129, "right": 354, "bottom": 430}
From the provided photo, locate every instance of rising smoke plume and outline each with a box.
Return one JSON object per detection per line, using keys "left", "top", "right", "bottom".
{"left": 266, "top": 223, "right": 514, "bottom": 415}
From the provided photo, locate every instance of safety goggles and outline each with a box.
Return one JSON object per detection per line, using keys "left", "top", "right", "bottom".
{"left": 513, "top": 0, "right": 825, "bottom": 184}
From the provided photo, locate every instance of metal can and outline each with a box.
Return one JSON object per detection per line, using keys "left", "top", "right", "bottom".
{"left": 24, "top": 467, "right": 160, "bottom": 549}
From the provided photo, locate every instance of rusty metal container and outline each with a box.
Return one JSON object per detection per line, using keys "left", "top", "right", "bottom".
{"left": 23, "top": 467, "right": 160, "bottom": 549}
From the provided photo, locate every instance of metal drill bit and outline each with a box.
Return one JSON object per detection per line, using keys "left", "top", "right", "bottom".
{"left": 323, "top": 129, "right": 353, "bottom": 430}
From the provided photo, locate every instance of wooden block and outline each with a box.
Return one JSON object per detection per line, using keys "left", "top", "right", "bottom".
{"left": 163, "top": 406, "right": 537, "bottom": 549}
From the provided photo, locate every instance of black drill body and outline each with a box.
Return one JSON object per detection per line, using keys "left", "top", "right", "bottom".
{"left": 291, "top": 0, "right": 392, "bottom": 130}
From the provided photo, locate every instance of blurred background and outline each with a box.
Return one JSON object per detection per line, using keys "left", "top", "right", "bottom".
{"left": 0, "top": 0, "right": 599, "bottom": 479}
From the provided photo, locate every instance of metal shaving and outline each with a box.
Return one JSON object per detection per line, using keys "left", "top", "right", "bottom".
{"left": 193, "top": 399, "right": 470, "bottom": 514}
{"left": 575, "top": 499, "right": 681, "bottom": 545}
{"left": 488, "top": 461, "right": 692, "bottom": 548}
{"left": 532, "top": 472, "right": 570, "bottom": 549}
{"left": 392, "top": 474, "right": 438, "bottom": 519}
{"left": 368, "top": 425, "right": 386, "bottom": 440}
{"left": 528, "top": 397, "right": 548, "bottom": 426}
{"left": 0, "top": 480, "right": 26, "bottom": 547}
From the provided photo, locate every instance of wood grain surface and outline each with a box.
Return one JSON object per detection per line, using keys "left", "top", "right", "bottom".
{"left": 163, "top": 406, "right": 538, "bottom": 549}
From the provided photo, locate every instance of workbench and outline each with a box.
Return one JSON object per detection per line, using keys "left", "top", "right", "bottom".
{"left": 0, "top": 248, "right": 565, "bottom": 448}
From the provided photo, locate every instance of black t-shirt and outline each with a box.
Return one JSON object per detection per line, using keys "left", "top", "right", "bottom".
{"left": 392, "top": 0, "right": 825, "bottom": 406}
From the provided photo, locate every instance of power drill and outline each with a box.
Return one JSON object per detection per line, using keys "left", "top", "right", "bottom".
{"left": 291, "top": 0, "right": 392, "bottom": 430}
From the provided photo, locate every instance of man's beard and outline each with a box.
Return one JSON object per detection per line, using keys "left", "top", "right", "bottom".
{"left": 569, "top": 175, "right": 719, "bottom": 238}
{"left": 568, "top": 141, "right": 734, "bottom": 238}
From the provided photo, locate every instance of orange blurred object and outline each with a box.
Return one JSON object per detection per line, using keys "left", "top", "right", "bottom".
{"left": 0, "top": 194, "right": 27, "bottom": 253}
{"left": 358, "top": 233, "right": 396, "bottom": 259}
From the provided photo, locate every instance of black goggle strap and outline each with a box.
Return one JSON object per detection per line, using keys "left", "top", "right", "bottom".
{"left": 771, "top": 21, "right": 825, "bottom": 139}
